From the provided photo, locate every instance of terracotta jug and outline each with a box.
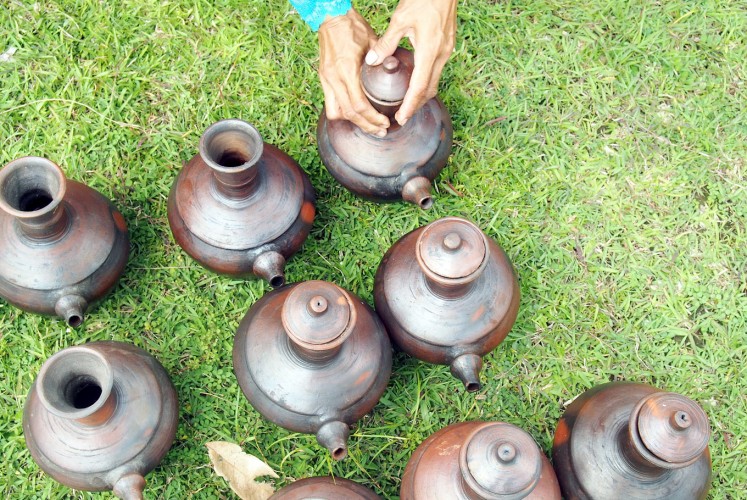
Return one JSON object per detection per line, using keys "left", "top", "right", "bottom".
{"left": 317, "top": 47, "right": 453, "bottom": 209}
{"left": 270, "top": 476, "right": 381, "bottom": 499}
{"left": 233, "top": 280, "right": 392, "bottom": 459}
{"left": 401, "top": 421, "right": 561, "bottom": 499}
{"left": 374, "top": 216, "right": 520, "bottom": 391}
{"left": 23, "top": 341, "right": 179, "bottom": 499}
{"left": 0, "top": 157, "right": 129, "bottom": 327}
{"left": 552, "top": 382, "right": 712, "bottom": 499}
{"left": 168, "top": 119, "right": 316, "bottom": 287}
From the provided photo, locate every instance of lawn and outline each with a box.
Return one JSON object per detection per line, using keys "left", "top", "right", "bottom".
{"left": 1, "top": 0, "right": 746, "bottom": 498}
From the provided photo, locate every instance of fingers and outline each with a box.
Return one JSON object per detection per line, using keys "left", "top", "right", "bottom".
{"left": 395, "top": 50, "right": 448, "bottom": 126}
{"left": 366, "top": 25, "right": 407, "bottom": 66}
{"left": 318, "top": 9, "right": 390, "bottom": 135}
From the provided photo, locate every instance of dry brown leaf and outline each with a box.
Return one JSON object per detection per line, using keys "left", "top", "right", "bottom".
{"left": 206, "top": 441, "right": 278, "bottom": 500}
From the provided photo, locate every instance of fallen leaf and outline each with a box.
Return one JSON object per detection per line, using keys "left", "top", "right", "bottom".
{"left": 0, "top": 47, "right": 17, "bottom": 63}
{"left": 206, "top": 441, "right": 278, "bottom": 500}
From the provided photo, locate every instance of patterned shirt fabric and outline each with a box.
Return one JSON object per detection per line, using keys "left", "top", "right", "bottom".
{"left": 289, "top": 0, "right": 352, "bottom": 31}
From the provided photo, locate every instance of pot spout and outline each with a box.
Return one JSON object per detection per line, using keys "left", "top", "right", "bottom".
{"left": 316, "top": 420, "right": 350, "bottom": 460}
{"left": 252, "top": 251, "right": 286, "bottom": 288}
{"left": 113, "top": 473, "right": 145, "bottom": 500}
{"left": 402, "top": 176, "right": 433, "bottom": 210}
{"left": 54, "top": 295, "right": 88, "bottom": 328}
{"left": 450, "top": 354, "right": 483, "bottom": 392}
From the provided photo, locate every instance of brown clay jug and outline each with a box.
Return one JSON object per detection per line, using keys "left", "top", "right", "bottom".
{"left": 0, "top": 157, "right": 129, "bottom": 327}
{"left": 270, "top": 476, "right": 381, "bottom": 499}
{"left": 374, "top": 216, "right": 520, "bottom": 391}
{"left": 401, "top": 421, "right": 561, "bottom": 499}
{"left": 23, "top": 341, "right": 179, "bottom": 499}
{"left": 552, "top": 382, "right": 712, "bottom": 499}
{"left": 168, "top": 119, "right": 316, "bottom": 287}
{"left": 233, "top": 280, "right": 392, "bottom": 460}
{"left": 317, "top": 47, "right": 453, "bottom": 209}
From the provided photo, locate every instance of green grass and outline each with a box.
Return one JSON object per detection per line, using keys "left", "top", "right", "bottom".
{"left": 1, "top": 0, "right": 746, "bottom": 497}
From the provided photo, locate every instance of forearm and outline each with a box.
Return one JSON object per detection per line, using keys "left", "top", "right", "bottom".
{"left": 289, "top": 0, "right": 352, "bottom": 31}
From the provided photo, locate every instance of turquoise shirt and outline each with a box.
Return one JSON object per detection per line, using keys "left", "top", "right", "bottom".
{"left": 290, "top": 0, "right": 352, "bottom": 31}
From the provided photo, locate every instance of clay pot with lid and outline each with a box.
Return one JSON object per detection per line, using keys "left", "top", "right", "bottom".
{"left": 233, "top": 280, "right": 392, "bottom": 459}
{"left": 401, "top": 421, "right": 561, "bottom": 499}
{"left": 23, "top": 341, "right": 179, "bottom": 499}
{"left": 552, "top": 382, "right": 712, "bottom": 499}
{"left": 317, "top": 47, "right": 453, "bottom": 209}
{"left": 374, "top": 216, "right": 520, "bottom": 391}
{"left": 0, "top": 157, "right": 129, "bottom": 327}
{"left": 270, "top": 476, "right": 380, "bottom": 499}
{"left": 168, "top": 119, "right": 316, "bottom": 287}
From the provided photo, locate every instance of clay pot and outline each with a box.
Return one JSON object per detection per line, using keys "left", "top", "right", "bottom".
{"left": 168, "top": 119, "right": 316, "bottom": 287}
{"left": 23, "top": 341, "right": 179, "bottom": 499}
{"left": 0, "top": 157, "right": 129, "bottom": 327}
{"left": 552, "top": 382, "right": 712, "bottom": 499}
{"left": 401, "top": 421, "right": 561, "bottom": 499}
{"left": 317, "top": 47, "right": 453, "bottom": 209}
{"left": 270, "top": 476, "right": 380, "bottom": 499}
{"left": 374, "top": 216, "right": 520, "bottom": 391}
{"left": 233, "top": 280, "right": 392, "bottom": 459}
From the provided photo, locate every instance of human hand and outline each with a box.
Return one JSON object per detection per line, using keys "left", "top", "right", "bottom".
{"left": 319, "top": 9, "right": 390, "bottom": 137}
{"left": 365, "top": 0, "right": 457, "bottom": 126}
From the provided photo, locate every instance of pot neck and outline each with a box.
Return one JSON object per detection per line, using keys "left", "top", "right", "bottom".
{"left": 198, "top": 119, "right": 264, "bottom": 200}
{"left": 0, "top": 157, "right": 71, "bottom": 241}
{"left": 36, "top": 346, "right": 117, "bottom": 427}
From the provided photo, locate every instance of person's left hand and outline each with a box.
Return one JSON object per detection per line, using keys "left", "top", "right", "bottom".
{"left": 318, "top": 9, "right": 390, "bottom": 137}
{"left": 365, "top": 0, "right": 457, "bottom": 126}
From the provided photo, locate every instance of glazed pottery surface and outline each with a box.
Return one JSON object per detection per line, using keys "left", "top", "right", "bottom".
{"left": 168, "top": 119, "right": 315, "bottom": 287}
{"left": 374, "top": 216, "right": 520, "bottom": 391}
{"left": 270, "top": 476, "right": 380, "bottom": 499}
{"left": 552, "top": 382, "right": 712, "bottom": 499}
{"left": 23, "top": 341, "right": 179, "bottom": 499}
{"left": 401, "top": 421, "right": 561, "bottom": 500}
{"left": 233, "top": 280, "right": 392, "bottom": 459}
{"left": 317, "top": 47, "right": 453, "bottom": 209}
{"left": 0, "top": 157, "right": 129, "bottom": 327}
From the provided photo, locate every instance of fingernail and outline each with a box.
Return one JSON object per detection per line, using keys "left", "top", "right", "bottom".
{"left": 365, "top": 50, "right": 378, "bottom": 65}
{"left": 398, "top": 117, "right": 408, "bottom": 126}
{"left": 375, "top": 129, "right": 386, "bottom": 138}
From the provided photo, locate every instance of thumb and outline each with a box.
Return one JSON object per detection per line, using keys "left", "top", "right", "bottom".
{"left": 365, "top": 27, "right": 405, "bottom": 66}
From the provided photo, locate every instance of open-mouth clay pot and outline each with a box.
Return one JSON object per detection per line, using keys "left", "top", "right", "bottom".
{"left": 23, "top": 341, "right": 178, "bottom": 499}
{"left": 168, "top": 119, "right": 315, "bottom": 287}
{"left": 270, "top": 476, "right": 380, "bottom": 499}
{"left": 0, "top": 156, "right": 129, "bottom": 327}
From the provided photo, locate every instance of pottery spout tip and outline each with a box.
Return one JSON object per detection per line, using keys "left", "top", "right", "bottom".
{"left": 112, "top": 473, "right": 145, "bottom": 500}
{"left": 54, "top": 295, "right": 88, "bottom": 327}
{"left": 450, "top": 354, "right": 483, "bottom": 392}
{"left": 402, "top": 176, "right": 434, "bottom": 210}
{"left": 316, "top": 421, "right": 350, "bottom": 460}
{"left": 253, "top": 251, "right": 286, "bottom": 288}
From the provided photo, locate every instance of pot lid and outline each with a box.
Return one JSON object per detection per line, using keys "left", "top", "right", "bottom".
{"left": 460, "top": 422, "right": 542, "bottom": 499}
{"left": 361, "top": 47, "right": 414, "bottom": 106}
{"left": 281, "top": 281, "right": 355, "bottom": 352}
{"left": 635, "top": 392, "right": 710, "bottom": 465}
{"left": 416, "top": 217, "right": 488, "bottom": 283}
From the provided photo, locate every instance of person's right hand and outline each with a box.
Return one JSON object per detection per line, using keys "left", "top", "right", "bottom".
{"left": 318, "top": 9, "right": 390, "bottom": 137}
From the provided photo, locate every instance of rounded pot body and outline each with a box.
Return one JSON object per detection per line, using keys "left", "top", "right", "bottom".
{"left": 168, "top": 119, "right": 316, "bottom": 287}
{"left": 270, "top": 476, "right": 380, "bottom": 499}
{"left": 0, "top": 157, "right": 129, "bottom": 327}
{"left": 23, "top": 341, "right": 179, "bottom": 499}
{"left": 317, "top": 48, "right": 453, "bottom": 209}
{"left": 552, "top": 382, "right": 712, "bottom": 499}
{"left": 233, "top": 280, "right": 392, "bottom": 459}
{"left": 401, "top": 421, "right": 560, "bottom": 500}
{"left": 374, "top": 217, "right": 520, "bottom": 391}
